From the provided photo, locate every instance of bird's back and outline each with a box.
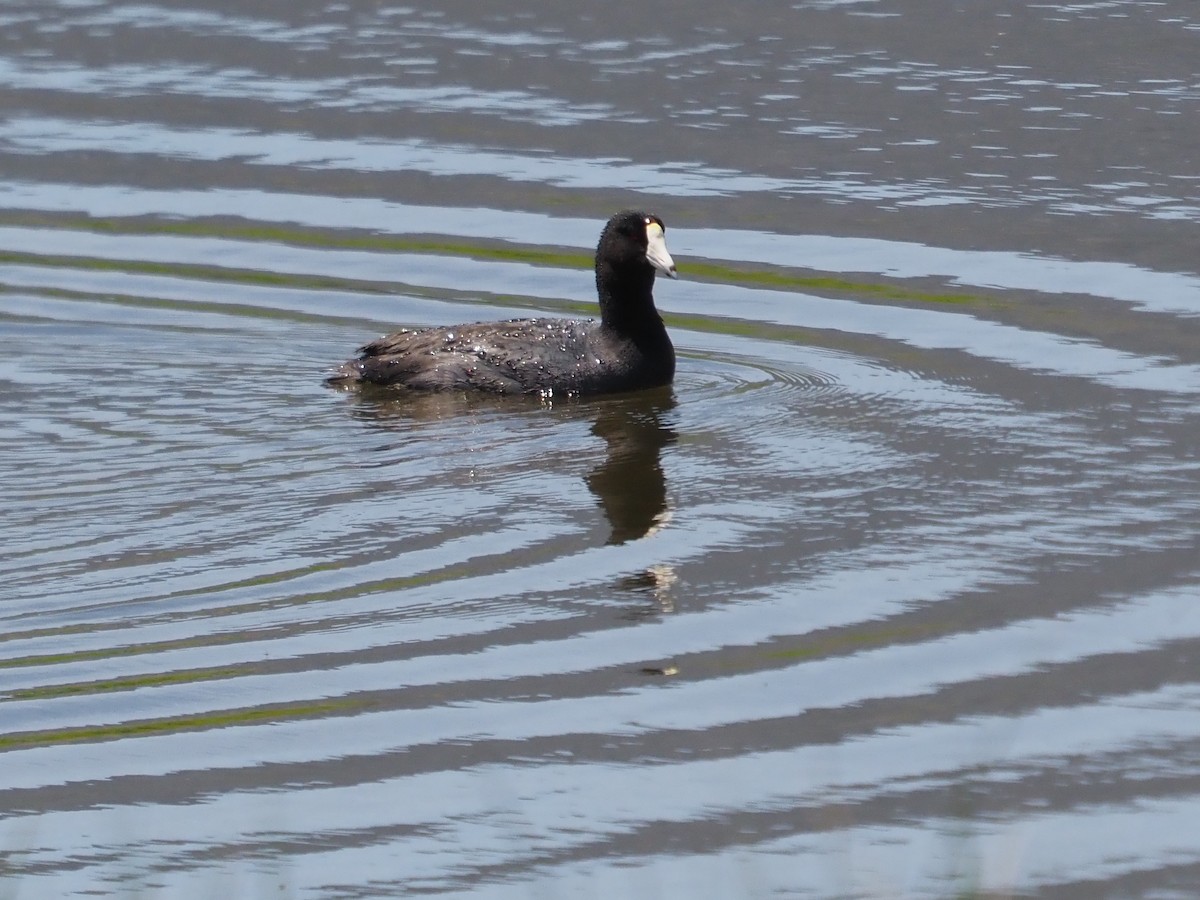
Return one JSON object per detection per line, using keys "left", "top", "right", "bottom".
{"left": 327, "top": 317, "right": 671, "bottom": 396}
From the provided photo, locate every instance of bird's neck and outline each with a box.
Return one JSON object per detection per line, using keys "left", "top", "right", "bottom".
{"left": 596, "top": 263, "right": 664, "bottom": 337}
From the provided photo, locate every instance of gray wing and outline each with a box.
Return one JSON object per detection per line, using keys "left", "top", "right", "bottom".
{"left": 330, "top": 318, "right": 605, "bottom": 394}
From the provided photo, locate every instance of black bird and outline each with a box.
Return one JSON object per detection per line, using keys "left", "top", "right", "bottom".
{"left": 327, "top": 210, "right": 678, "bottom": 397}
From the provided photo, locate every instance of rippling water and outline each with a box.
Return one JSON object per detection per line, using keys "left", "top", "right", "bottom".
{"left": 3, "top": 2, "right": 1200, "bottom": 898}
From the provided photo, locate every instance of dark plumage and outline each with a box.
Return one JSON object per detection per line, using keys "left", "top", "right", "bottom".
{"left": 326, "top": 210, "right": 678, "bottom": 396}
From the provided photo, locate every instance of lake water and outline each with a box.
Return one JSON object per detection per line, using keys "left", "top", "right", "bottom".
{"left": 3, "top": 2, "right": 1200, "bottom": 898}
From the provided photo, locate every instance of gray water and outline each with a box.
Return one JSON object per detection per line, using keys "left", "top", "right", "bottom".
{"left": 3, "top": 2, "right": 1200, "bottom": 898}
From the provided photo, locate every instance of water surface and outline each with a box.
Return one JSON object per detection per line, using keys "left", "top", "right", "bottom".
{"left": 3, "top": 1, "right": 1200, "bottom": 898}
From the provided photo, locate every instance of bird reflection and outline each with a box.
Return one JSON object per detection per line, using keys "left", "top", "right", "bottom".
{"left": 583, "top": 387, "right": 677, "bottom": 545}
{"left": 337, "top": 385, "right": 677, "bottom": 546}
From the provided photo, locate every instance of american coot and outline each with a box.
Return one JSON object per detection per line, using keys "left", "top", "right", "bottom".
{"left": 326, "top": 210, "right": 678, "bottom": 396}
